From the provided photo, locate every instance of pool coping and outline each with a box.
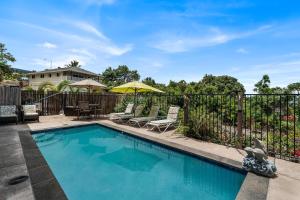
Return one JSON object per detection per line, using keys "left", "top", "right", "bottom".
{"left": 18, "top": 130, "right": 68, "bottom": 200}
{"left": 27, "top": 122, "right": 269, "bottom": 200}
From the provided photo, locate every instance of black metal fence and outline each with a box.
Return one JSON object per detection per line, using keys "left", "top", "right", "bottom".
{"left": 243, "top": 94, "right": 300, "bottom": 161}
{"left": 126, "top": 93, "right": 299, "bottom": 162}
{"left": 17, "top": 91, "right": 300, "bottom": 162}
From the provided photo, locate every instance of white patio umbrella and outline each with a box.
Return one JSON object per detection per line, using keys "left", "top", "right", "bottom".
{"left": 69, "top": 79, "right": 107, "bottom": 92}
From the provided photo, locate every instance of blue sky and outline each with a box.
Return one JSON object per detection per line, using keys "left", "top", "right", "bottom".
{"left": 1, "top": 0, "right": 300, "bottom": 92}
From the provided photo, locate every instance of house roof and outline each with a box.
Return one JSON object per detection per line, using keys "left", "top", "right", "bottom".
{"left": 26, "top": 67, "right": 98, "bottom": 76}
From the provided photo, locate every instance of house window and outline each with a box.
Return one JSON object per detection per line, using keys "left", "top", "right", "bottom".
{"left": 57, "top": 73, "right": 60, "bottom": 77}
{"left": 32, "top": 75, "right": 35, "bottom": 79}
{"left": 49, "top": 73, "right": 52, "bottom": 77}
{"left": 63, "top": 72, "right": 67, "bottom": 76}
{"left": 40, "top": 74, "right": 44, "bottom": 78}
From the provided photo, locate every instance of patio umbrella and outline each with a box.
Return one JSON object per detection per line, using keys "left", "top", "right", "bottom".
{"left": 110, "top": 81, "right": 164, "bottom": 108}
{"left": 69, "top": 79, "right": 107, "bottom": 93}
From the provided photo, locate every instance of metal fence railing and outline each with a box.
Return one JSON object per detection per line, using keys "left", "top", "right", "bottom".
{"left": 185, "top": 93, "right": 300, "bottom": 162}
{"left": 18, "top": 91, "right": 300, "bottom": 162}
{"left": 131, "top": 93, "right": 300, "bottom": 162}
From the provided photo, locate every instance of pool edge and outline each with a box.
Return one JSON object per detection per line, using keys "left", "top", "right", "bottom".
{"left": 18, "top": 130, "right": 68, "bottom": 200}
{"left": 28, "top": 122, "right": 269, "bottom": 200}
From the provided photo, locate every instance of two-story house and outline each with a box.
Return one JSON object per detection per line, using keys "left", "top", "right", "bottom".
{"left": 26, "top": 66, "right": 100, "bottom": 90}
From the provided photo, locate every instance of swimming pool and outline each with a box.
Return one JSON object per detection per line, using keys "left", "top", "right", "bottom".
{"left": 32, "top": 124, "right": 246, "bottom": 200}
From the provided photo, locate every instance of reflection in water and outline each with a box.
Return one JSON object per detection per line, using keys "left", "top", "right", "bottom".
{"left": 34, "top": 124, "right": 245, "bottom": 200}
{"left": 101, "top": 147, "right": 162, "bottom": 172}
{"left": 183, "top": 156, "right": 245, "bottom": 199}
{"left": 81, "top": 144, "right": 106, "bottom": 155}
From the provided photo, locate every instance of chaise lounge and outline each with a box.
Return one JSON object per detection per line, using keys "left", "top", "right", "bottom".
{"left": 111, "top": 105, "right": 144, "bottom": 123}
{"left": 146, "top": 106, "right": 180, "bottom": 133}
{"left": 109, "top": 103, "right": 134, "bottom": 119}
{"left": 128, "top": 105, "right": 159, "bottom": 127}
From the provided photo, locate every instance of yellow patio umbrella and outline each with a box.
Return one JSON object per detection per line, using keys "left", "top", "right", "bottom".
{"left": 110, "top": 81, "right": 164, "bottom": 108}
{"left": 110, "top": 81, "right": 164, "bottom": 94}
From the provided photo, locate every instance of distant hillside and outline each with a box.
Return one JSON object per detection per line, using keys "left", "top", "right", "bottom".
{"left": 11, "top": 68, "right": 32, "bottom": 74}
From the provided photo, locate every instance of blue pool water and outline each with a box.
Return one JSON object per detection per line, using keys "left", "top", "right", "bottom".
{"left": 33, "top": 124, "right": 245, "bottom": 200}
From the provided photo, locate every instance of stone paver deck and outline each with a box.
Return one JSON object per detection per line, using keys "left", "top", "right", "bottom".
{"left": 0, "top": 124, "right": 35, "bottom": 200}
{"left": 14, "top": 115, "right": 300, "bottom": 200}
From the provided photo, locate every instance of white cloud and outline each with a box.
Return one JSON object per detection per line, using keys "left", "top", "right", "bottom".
{"left": 236, "top": 48, "right": 248, "bottom": 54}
{"left": 153, "top": 34, "right": 231, "bottom": 53}
{"left": 39, "top": 42, "right": 57, "bottom": 49}
{"left": 152, "top": 25, "right": 272, "bottom": 53}
{"left": 13, "top": 20, "right": 132, "bottom": 56}
{"left": 228, "top": 57, "right": 300, "bottom": 92}
{"left": 99, "top": 44, "right": 133, "bottom": 56}
{"left": 69, "top": 48, "right": 96, "bottom": 59}
{"left": 70, "top": 21, "right": 108, "bottom": 40}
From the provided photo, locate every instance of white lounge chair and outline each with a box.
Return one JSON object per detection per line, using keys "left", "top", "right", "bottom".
{"left": 111, "top": 105, "right": 144, "bottom": 123}
{"left": 128, "top": 105, "right": 159, "bottom": 127}
{"left": 109, "top": 103, "right": 134, "bottom": 119}
{"left": 146, "top": 106, "right": 180, "bottom": 133}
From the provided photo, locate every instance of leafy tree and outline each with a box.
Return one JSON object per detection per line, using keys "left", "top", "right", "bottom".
{"left": 38, "top": 81, "right": 57, "bottom": 93}
{"left": 142, "top": 77, "right": 156, "bottom": 86}
{"left": 0, "top": 43, "right": 16, "bottom": 81}
{"left": 56, "top": 80, "right": 80, "bottom": 93}
{"left": 254, "top": 75, "right": 271, "bottom": 94}
{"left": 288, "top": 82, "right": 300, "bottom": 94}
{"left": 65, "top": 60, "right": 81, "bottom": 68}
{"left": 101, "top": 65, "right": 140, "bottom": 87}
{"left": 197, "top": 74, "right": 245, "bottom": 94}
{"left": 57, "top": 80, "right": 71, "bottom": 92}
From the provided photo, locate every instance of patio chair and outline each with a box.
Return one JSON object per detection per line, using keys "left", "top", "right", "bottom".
{"left": 0, "top": 105, "right": 18, "bottom": 124}
{"left": 128, "top": 105, "right": 159, "bottom": 127}
{"left": 146, "top": 106, "right": 180, "bottom": 133}
{"left": 109, "top": 103, "right": 134, "bottom": 119}
{"left": 111, "top": 105, "right": 144, "bottom": 123}
{"left": 76, "top": 101, "right": 92, "bottom": 119}
{"left": 21, "top": 105, "right": 39, "bottom": 122}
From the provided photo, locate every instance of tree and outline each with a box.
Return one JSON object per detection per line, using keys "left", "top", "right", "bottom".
{"left": 254, "top": 75, "right": 271, "bottom": 94}
{"left": 142, "top": 77, "right": 156, "bottom": 86}
{"left": 38, "top": 81, "right": 57, "bottom": 93}
{"left": 197, "top": 74, "right": 245, "bottom": 94}
{"left": 65, "top": 60, "right": 81, "bottom": 68}
{"left": 57, "top": 80, "right": 71, "bottom": 92}
{"left": 101, "top": 65, "right": 140, "bottom": 87}
{"left": 288, "top": 82, "right": 300, "bottom": 94}
{"left": 0, "top": 43, "right": 16, "bottom": 81}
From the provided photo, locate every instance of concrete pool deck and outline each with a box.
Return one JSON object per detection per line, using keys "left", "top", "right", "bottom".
{"left": 1, "top": 115, "right": 300, "bottom": 200}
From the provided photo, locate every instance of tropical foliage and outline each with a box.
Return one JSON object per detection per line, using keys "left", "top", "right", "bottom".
{"left": 38, "top": 81, "right": 57, "bottom": 93}
{"left": 65, "top": 60, "right": 81, "bottom": 68}
{"left": 0, "top": 43, "right": 16, "bottom": 81}
{"left": 101, "top": 65, "right": 140, "bottom": 87}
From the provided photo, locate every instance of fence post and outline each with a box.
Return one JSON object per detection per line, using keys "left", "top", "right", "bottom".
{"left": 183, "top": 95, "right": 190, "bottom": 126}
{"left": 237, "top": 92, "right": 244, "bottom": 148}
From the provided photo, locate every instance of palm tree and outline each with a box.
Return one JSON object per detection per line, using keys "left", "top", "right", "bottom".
{"left": 38, "top": 81, "right": 57, "bottom": 93}
{"left": 57, "top": 80, "right": 71, "bottom": 92}
{"left": 65, "top": 60, "right": 81, "bottom": 68}
{"left": 57, "top": 80, "right": 80, "bottom": 93}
